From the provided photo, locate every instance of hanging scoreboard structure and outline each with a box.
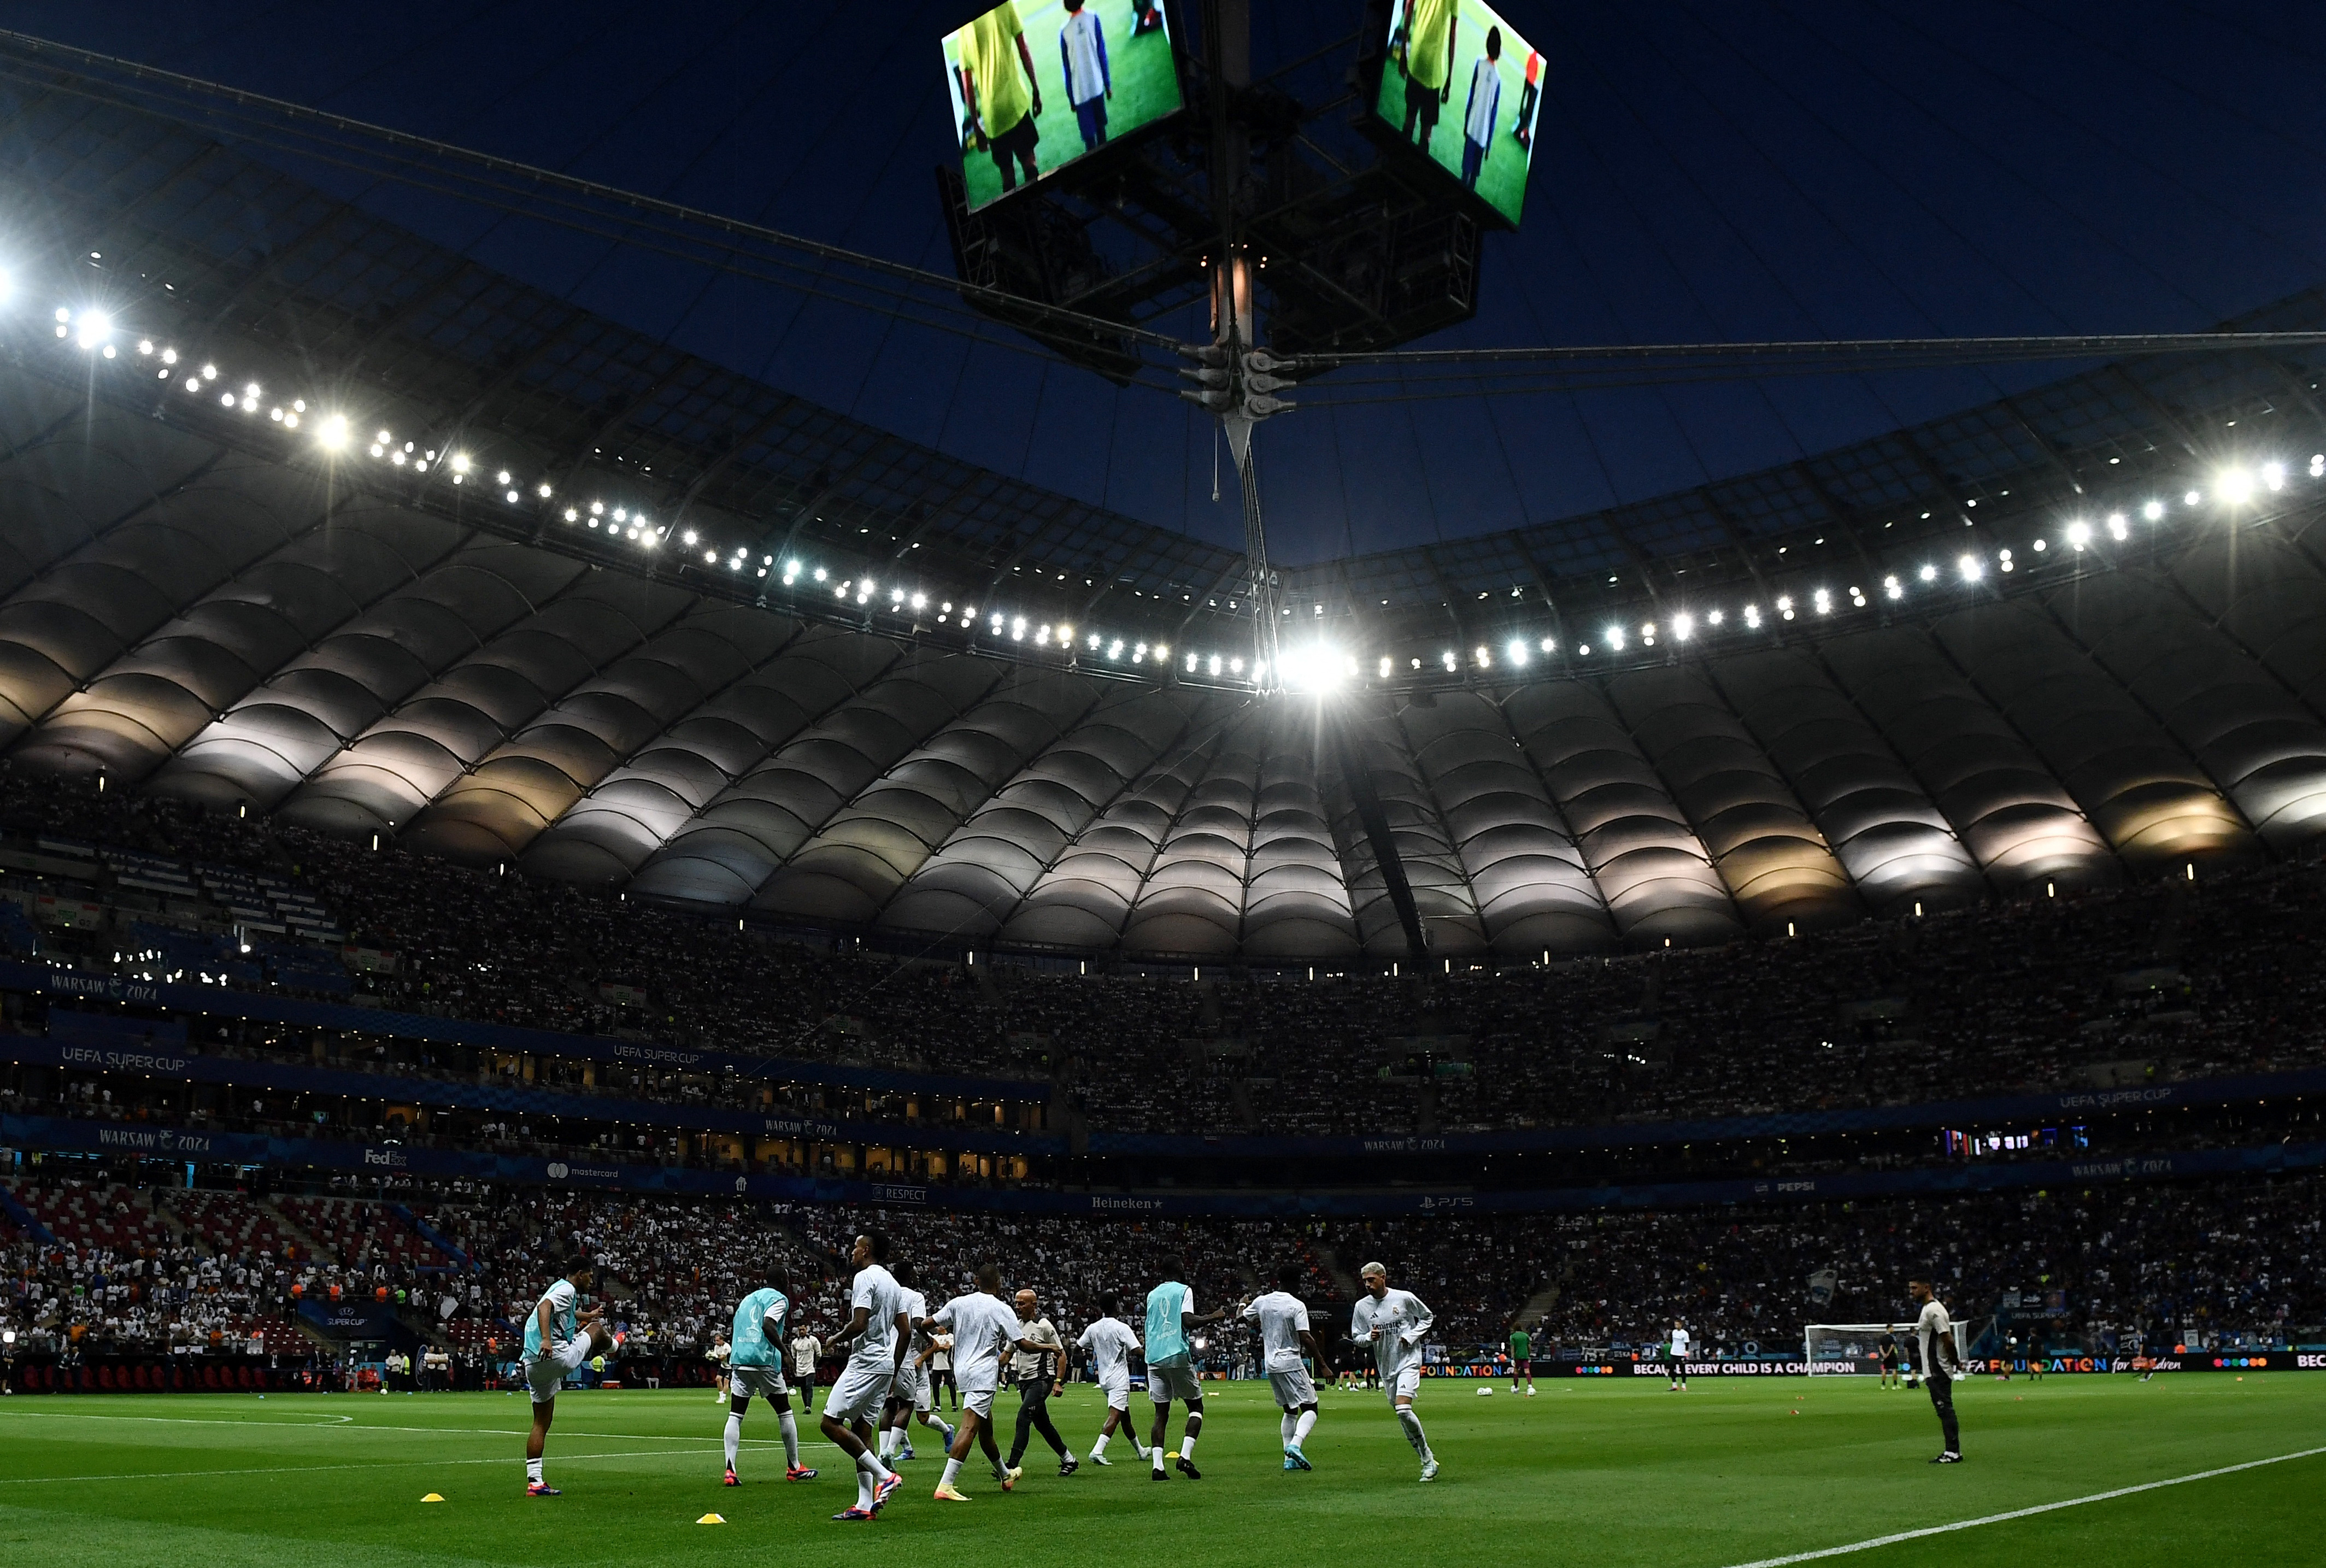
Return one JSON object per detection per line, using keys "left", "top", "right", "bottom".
{"left": 937, "top": 0, "right": 1540, "bottom": 379}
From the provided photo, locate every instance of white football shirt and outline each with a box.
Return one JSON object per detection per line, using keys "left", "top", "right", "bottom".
{"left": 1351, "top": 1288, "right": 1434, "bottom": 1378}
{"left": 1242, "top": 1290, "right": 1312, "bottom": 1373}
{"left": 1077, "top": 1316, "right": 1139, "bottom": 1383}
{"left": 845, "top": 1263, "right": 906, "bottom": 1372}
{"left": 933, "top": 1290, "right": 1019, "bottom": 1392}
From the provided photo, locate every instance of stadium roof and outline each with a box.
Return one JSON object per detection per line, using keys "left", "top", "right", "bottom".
{"left": 7, "top": 87, "right": 2326, "bottom": 961}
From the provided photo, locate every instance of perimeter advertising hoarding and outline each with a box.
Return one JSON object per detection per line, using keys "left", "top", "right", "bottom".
{"left": 1374, "top": 0, "right": 1544, "bottom": 226}
{"left": 943, "top": 1, "right": 1185, "bottom": 213}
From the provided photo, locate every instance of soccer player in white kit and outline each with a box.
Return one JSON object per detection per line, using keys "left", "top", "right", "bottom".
{"left": 818, "top": 1233, "right": 911, "bottom": 1520}
{"left": 1244, "top": 1264, "right": 1331, "bottom": 1471}
{"left": 521, "top": 1254, "right": 613, "bottom": 1496}
{"left": 878, "top": 1261, "right": 955, "bottom": 1463}
{"left": 1667, "top": 1318, "right": 1691, "bottom": 1390}
{"left": 1350, "top": 1260, "right": 1438, "bottom": 1482}
{"left": 930, "top": 1259, "right": 1021, "bottom": 1501}
{"left": 1075, "top": 1291, "right": 1149, "bottom": 1465}
{"left": 1908, "top": 1274, "right": 1965, "bottom": 1463}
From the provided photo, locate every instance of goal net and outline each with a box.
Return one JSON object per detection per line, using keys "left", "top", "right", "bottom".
{"left": 1803, "top": 1321, "right": 1965, "bottom": 1376}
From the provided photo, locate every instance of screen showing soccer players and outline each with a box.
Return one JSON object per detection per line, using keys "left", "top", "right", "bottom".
{"left": 942, "top": 1, "right": 1187, "bottom": 213}
{"left": 1372, "top": 0, "right": 1544, "bottom": 226}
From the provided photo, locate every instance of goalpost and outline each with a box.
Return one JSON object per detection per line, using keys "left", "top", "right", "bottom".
{"left": 1803, "top": 1321, "right": 1966, "bottom": 1376}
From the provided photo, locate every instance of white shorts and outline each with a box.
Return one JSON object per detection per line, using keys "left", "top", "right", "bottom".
{"left": 1147, "top": 1359, "right": 1202, "bottom": 1403}
{"left": 1100, "top": 1374, "right": 1131, "bottom": 1412}
{"left": 526, "top": 1337, "right": 591, "bottom": 1405}
{"left": 823, "top": 1360, "right": 894, "bottom": 1426}
{"left": 1269, "top": 1365, "right": 1317, "bottom": 1408}
{"left": 890, "top": 1362, "right": 931, "bottom": 1411}
{"left": 1384, "top": 1364, "right": 1421, "bottom": 1402}
{"left": 729, "top": 1364, "right": 789, "bottom": 1403}
{"left": 958, "top": 1382, "right": 997, "bottom": 1420}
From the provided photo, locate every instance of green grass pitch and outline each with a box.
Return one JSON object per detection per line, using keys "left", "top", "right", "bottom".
{"left": 0, "top": 1377, "right": 2318, "bottom": 1566}
{"left": 948, "top": 1, "right": 1184, "bottom": 214}
{"left": 1375, "top": 0, "right": 1540, "bottom": 226}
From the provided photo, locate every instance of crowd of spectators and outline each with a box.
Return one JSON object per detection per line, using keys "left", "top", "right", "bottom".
{"left": 12, "top": 1168, "right": 2312, "bottom": 1377}
{"left": 5, "top": 772, "right": 2326, "bottom": 1150}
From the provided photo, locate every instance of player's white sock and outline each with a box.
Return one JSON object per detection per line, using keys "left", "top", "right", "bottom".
{"left": 877, "top": 1426, "right": 896, "bottom": 1459}
{"left": 526, "top": 1458, "right": 543, "bottom": 1484}
{"left": 1151, "top": 1443, "right": 1166, "bottom": 1471}
{"left": 1280, "top": 1412, "right": 1296, "bottom": 1444}
{"left": 941, "top": 1456, "right": 964, "bottom": 1490}
{"left": 724, "top": 1413, "right": 741, "bottom": 1471}
{"left": 856, "top": 1447, "right": 894, "bottom": 1483}
{"left": 1092, "top": 1431, "right": 1110, "bottom": 1457}
{"left": 1293, "top": 1409, "right": 1316, "bottom": 1446}
{"left": 1179, "top": 1430, "right": 1197, "bottom": 1461}
{"left": 1397, "top": 1407, "right": 1431, "bottom": 1459}
{"left": 856, "top": 1471, "right": 874, "bottom": 1512}
{"left": 778, "top": 1410, "right": 801, "bottom": 1468}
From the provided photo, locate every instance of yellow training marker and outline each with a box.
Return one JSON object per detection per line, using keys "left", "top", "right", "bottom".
{"left": 420, "top": 1494, "right": 445, "bottom": 1503}
{"left": 697, "top": 1513, "right": 726, "bottom": 1525}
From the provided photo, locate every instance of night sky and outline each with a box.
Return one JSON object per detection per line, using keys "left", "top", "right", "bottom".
{"left": 17, "top": 2, "right": 2326, "bottom": 565}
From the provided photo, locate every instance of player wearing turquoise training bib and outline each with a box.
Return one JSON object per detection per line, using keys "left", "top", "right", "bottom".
{"left": 522, "top": 1254, "right": 612, "bottom": 1497}
{"left": 1143, "top": 1277, "right": 1226, "bottom": 1481}
{"left": 723, "top": 1265, "right": 818, "bottom": 1487}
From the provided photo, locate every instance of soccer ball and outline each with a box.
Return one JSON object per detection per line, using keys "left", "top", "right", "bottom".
{"left": 1476, "top": 1385, "right": 1495, "bottom": 1397}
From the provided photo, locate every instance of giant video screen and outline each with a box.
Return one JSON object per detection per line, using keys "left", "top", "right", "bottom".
{"left": 1373, "top": 0, "right": 1544, "bottom": 226}
{"left": 943, "top": 1, "right": 1186, "bottom": 213}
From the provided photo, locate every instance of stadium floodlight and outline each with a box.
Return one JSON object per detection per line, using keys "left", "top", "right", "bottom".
{"left": 911, "top": 592, "right": 927, "bottom": 610}
{"left": 496, "top": 469, "right": 512, "bottom": 486}
{"left": 1883, "top": 575, "right": 1902, "bottom": 599}
{"left": 2183, "top": 489, "right": 2202, "bottom": 507}
{"left": 1209, "top": 654, "right": 1223, "bottom": 676}
{"left": 73, "top": 309, "right": 111, "bottom": 349}
{"left": 1918, "top": 563, "right": 1937, "bottom": 582}
{"left": 2218, "top": 468, "right": 2255, "bottom": 504}
{"left": 2067, "top": 520, "right": 2090, "bottom": 549}
{"left": 2108, "top": 512, "right": 2129, "bottom": 541}
{"left": 1775, "top": 596, "right": 1795, "bottom": 622}
{"left": 2263, "top": 461, "right": 2287, "bottom": 492}
{"left": 1506, "top": 638, "right": 1528, "bottom": 666}
{"left": 201, "top": 363, "right": 216, "bottom": 380}
{"left": 2312, "top": 454, "right": 2325, "bottom": 479}
{"left": 1742, "top": 605, "right": 1761, "bottom": 629}
{"left": 1604, "top": 626, "right": 1625, "bottom": 650}
{"left": 316, "top": 413, "right": 350, "bottom": 450}
{"left": 1672, "top": 614, "right": 1694, "bottom": 641}
{"left": 1378, "top": 655, "right": 1393, "bottom": 678}
{"left": 1540, "top": 636, "right": 1557, "bottom": 652}
{"left": 1958, "top": 554, "right": 1982, "bottom": 581}
{"left": 1283, "top": 643, "right": 1344, "bottom": 691}
{"left": 1057, "top": 624, "right": 1073, "bottom": 643}
{"left": 1707, "top": 609, "right": 1724, "bottom": 625}
{"left": 450, "top": 453, "right": 470, "bottom": 474}
{"left": 1812, "top": 589, "right": 1831, "bottom": 614}
{"left": 1441, "top": 649, "right": 1458, "bottom": 671}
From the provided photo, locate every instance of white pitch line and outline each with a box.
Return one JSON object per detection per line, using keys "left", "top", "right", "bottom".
{"left": 0, "top": 1444, "right": 726, "bottom": 1487}
{"left": 0, "top": 1410, "right": 785, "bottom": 1442}
{"left": 1719, "top": 1446, "right": 2326, "bottom": 1567}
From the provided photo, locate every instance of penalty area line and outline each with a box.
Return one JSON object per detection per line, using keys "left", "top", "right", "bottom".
{"left": 1720, "top": 1446, "right": 2326, "bottom": 1568}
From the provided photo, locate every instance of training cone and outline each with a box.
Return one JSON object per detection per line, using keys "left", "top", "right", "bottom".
{"left": 420, "top": 1493, "right": 445, "bottom": 1503}
{"left": 697, "top": 1513, "right": 726, "bottom": 1525}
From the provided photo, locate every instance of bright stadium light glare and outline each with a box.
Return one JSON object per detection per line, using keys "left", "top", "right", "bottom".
{"left": 74, "top": 309, "right": 111, "bottom": 349}
{"left": 1506, "top": 638, "right": 1528, "bottom": 665}
{"left": 1706, "top": 608, "right": 1724, "bottom": 625}
{"left": 1742, "top": 605, "right": 1760, "bottom": 629}
{"left": 1672, "top": 613, "right": 1694, "bottom": 641}
{"left": 1539, "top": 636, "right": 1556, "bottom": 652}
{"left": 1283, "top": 643, "right": 1346, "bottom": 691}
{"left": 2108, "top": 512, "right": 2129, "bottom": 541}
{"left": 2311, "top": 454, "right": 2325, "bottom": 478}
{"left": 1378, "top": 655, "right": 1393, "bottom": 678}
{"left": 1882, "top": 575, "right": 1902, "bottom": 600}
{"left": 2067, "top": 520, "right": 2091, "bottom": 549}
{"left": 2141, "top": 499, "right": 2164, "bottom": 521}
{"left": 316, "top": 413, "right": 350, "bottom": 450}
{"left": 450, "top": 453, "right": 470, "bottom": 474}
{"left": 1918, "top": 563, "right": 1937, "bottom": 582}
{"left": 1604, "top": 626, "right": 1625, "bottom": 650}
{"left": 1958, "top": 553, "right": 1982, "bottom": 581}
{"left": 2263, "top": 460, "right": 2287, "bottom": 491}
{"left": 2218, "top": 468, "right": 2254, "bottom": 504}
{"left": 2183, "top": 489, "right": 2202, "bottom": 507}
